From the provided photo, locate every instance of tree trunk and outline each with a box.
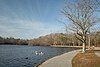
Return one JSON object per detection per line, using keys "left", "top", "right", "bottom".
{"left": 82, "top": 35, "right": 86, "bottom": 53}
{"left": 88, "top": 34, "right": 91, "bottom": 49}
{"left": 88, "top": 29, "right": 91, "bottom": 49}
{"left": 82, "top": 42, "right": 85, "bottom": 53}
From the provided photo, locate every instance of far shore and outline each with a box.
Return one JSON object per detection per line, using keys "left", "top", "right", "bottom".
{"left": 0, "top": 44, "right": 100, "bottom": 51}
{"left": 51, "top": 45, "right": 100, "bottom": 50}
{"left": 51, "top": 45, "right": 83, "bottom": 48}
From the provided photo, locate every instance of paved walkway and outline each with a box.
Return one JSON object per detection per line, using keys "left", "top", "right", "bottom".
{"left": 38, "top": 50, "right": 80, "bottom": 67}
{"left": 38, "top": 50, "right": 100, "bottom": 67}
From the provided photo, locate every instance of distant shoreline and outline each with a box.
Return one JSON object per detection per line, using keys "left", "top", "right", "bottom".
{"left": 51, "top": 45, "right": 100, "bottom": 50}
{"left": 0, "top": 44, "right": 100, "bottom": 50}
{"left": 0, "top": 43, "right": 28, "bottom": 45}
{"left": 51, "top": 45, "right": 83, "bottom": 48}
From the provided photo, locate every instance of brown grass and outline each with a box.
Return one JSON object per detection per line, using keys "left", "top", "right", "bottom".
{"left": 72, "top": 50, "right": 100, "bottom": 67}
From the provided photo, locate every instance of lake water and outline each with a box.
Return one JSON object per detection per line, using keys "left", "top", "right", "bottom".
{"left": 0, "top": 45, "right": 78, "bottom": 67}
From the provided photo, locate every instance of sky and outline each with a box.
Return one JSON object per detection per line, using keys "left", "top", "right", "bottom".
{"left": 0, "top": 0, "right": 100, "bottom": 39}
{"left": 0, "top": 0, "right": 66, "bottom": 39}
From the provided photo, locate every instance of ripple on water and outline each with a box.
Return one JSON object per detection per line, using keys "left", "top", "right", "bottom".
{"left": 0, "top": 45, "right": 79, "bottom": 67}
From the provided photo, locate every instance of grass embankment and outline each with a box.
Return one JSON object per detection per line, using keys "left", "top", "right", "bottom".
{"left": 72, "top": 50, "right": 100, "bottom": 67}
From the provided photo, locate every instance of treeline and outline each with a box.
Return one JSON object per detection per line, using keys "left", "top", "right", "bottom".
{"left": 0, "top": 37, "right": 28, "bottom": 45}
{"left": 0, "top": 31, "right": 100, "bottom": 46}
{"left": 29, "top": 31, "right": 100, "bottom": 47}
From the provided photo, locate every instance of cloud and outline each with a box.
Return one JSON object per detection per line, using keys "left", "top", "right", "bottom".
{"left": 0, "top": 15, "right": 65, "bottom": 39}
{"left": 0, "top": 16, "right": 44, "bottom": 38}
{"left": 0, "top": 0, "right": 66, "bottom": 39}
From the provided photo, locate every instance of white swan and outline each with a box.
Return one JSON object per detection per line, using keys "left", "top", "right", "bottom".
{"left": 35, "top": 51, "right": 38, "bottom": 55}
{"left": 35, "top": 51, "right": 44, "bottom": 55}
{"left": 39, "top": 52, "right": 44, "bottom": 55}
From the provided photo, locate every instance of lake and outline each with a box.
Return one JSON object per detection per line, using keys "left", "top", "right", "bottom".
{"left": 0, "top": 45, "right": 78, "bottom": 67}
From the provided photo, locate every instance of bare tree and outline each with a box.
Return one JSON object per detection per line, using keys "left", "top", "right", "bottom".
{"left": 61, "top": 0, "right": 99, "bottom": 52}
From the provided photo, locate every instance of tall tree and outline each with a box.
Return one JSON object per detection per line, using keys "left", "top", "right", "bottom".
{"left": 62, "top": 0, "right": 100, "bottom": 52}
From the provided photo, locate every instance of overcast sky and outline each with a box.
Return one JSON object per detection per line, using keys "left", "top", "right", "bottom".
{"left": 0, "top": 0, "right": 68, "bottom": 39}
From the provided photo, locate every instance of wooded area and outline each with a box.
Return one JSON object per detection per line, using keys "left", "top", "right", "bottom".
{"left": 29, "top": 31, "right": 100, "bottom": 47}
{"left": 0, "top": 37, "right": 28, "bottom": 45}
{"left": 0, "top": 31, "right": 100, "bottom": 47}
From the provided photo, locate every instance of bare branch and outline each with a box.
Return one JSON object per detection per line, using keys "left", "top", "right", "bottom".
{"left": 61, "top": 0, "right": 99, "bottom": 52}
